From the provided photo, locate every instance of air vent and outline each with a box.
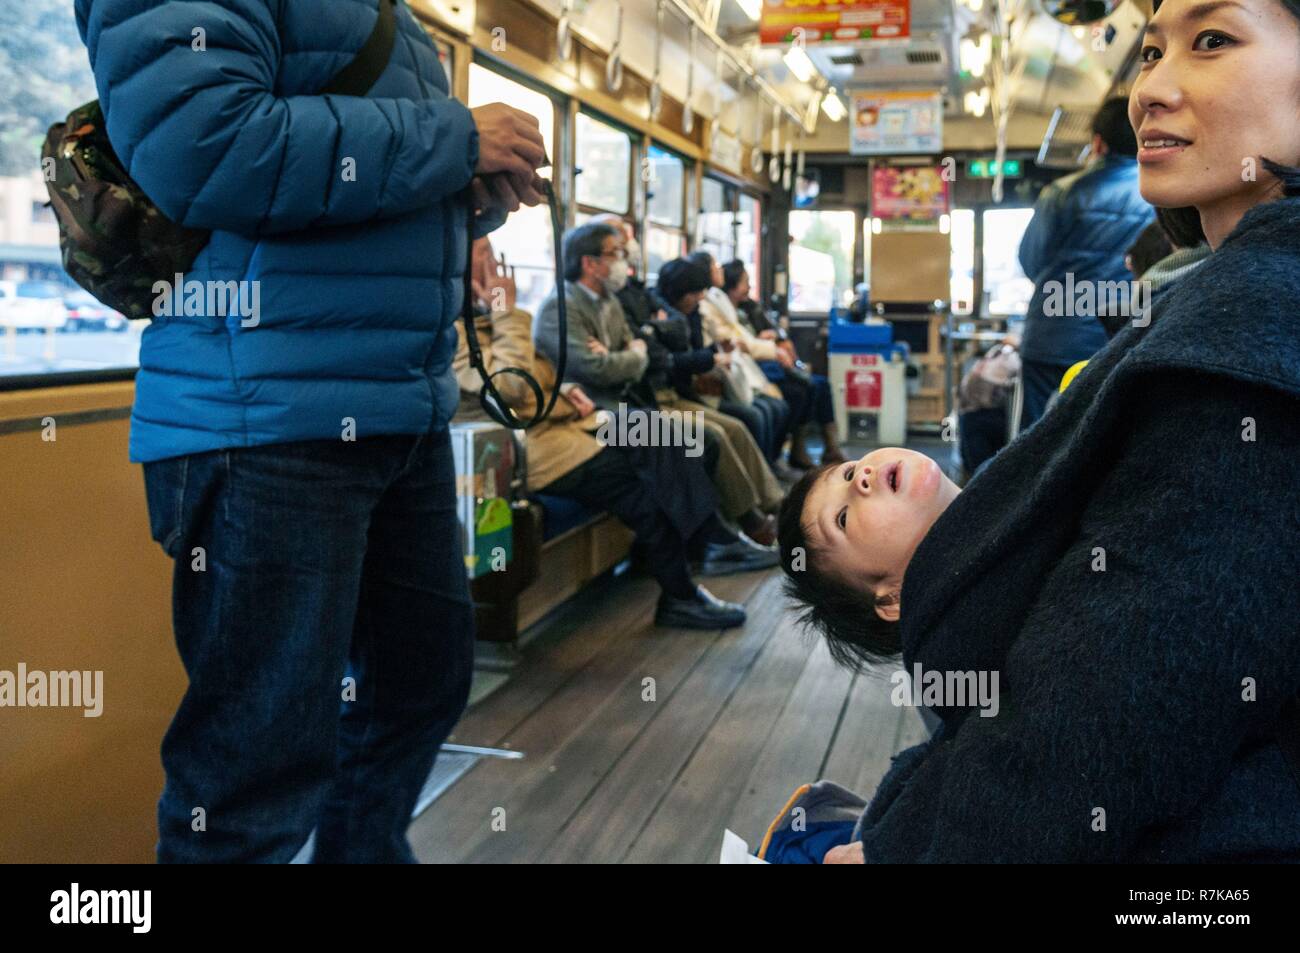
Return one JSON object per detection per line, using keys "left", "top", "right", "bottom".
{"left": 905, "top": 49, "right": 943, "bottom": 65}
{"left": 1038, "top": 105, "right": 1098, "bottom": 169}
{"left": 829, "top": 52, "right": 864, "bottom": 66}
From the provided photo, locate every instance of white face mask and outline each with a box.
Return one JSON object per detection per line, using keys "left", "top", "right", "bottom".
{"left": 602, "top": 265, "right": 629, "bottom": 294}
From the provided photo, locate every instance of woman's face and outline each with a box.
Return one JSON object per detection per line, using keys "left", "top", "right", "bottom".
{"left": 802, "top": 448, "right": 960, "bottom": 620}
{"left": 1129, "top": 0, "right": 1300, "bottom": 245}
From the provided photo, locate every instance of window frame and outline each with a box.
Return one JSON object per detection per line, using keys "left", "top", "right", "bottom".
{"left": 696, "top": 174, "right": 765, "bottom": 302}
{"left": 574, "top": 108, "right": 638, "bottom": 219}
{"left": 787, "top": 206, "right": 861, "bottom": 318}
{"left": 467, "top": 55, "right": 568, "bottom": 316}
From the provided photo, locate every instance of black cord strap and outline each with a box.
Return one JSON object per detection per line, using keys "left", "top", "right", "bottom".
{"left": 461, "top": 179, "right": 566, "bottom": 430}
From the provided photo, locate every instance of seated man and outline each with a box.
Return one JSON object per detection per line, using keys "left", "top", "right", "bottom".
{"left": 454, "top": 238, "right": 778, "bottom": 630}
{"left": 533, "top": 221, "right": 648, "bottom": 411}
{"left": 550, "top": 216, "right": 783, "bottom": 544}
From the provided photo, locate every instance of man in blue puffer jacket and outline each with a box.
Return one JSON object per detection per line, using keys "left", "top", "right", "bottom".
{"left": 1017, "top": 97, "right": 1154, "bottom": 429}
{"left": 75, "top": 0, "right": 547, "bottom": 862}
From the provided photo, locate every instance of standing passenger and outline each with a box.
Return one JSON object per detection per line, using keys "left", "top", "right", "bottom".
{"left": 1017, "top": 97, "right": 1154, "bottom": 429}
{"left": 76, "top": 0, "right": 547, "bottom": 862}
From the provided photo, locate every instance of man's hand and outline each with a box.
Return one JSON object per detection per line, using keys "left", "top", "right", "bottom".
{"left": 586, "top": 338, "right": 609, "bottom": 357}
{"left": 628, "top": 338, "right": 648, "bottom": 356}
{"left": 693, "top": 373, "right": 724, "bottom": 397}
{"left": 471, "top": 103, "right": 547, "bottom": 180}
{"left": 775, "top": 348, "right": 795, "bottom": 369}
{"left": 563, "top": 385, "right": 596, "bottom": 418}
{"left": 823, "top": 842, "right": 865, "bottom": 864}
{"left": 717, "top": 337, "right": 736, "bottom": 353}
{"left": 471, "top": 171, "right": 547, "bottom": 215}
{"left": 713, "top": 350, "right": 732, "bottom": 369}
{"left": 758, "top": 329, "right": 778, "bottom": 341}
{"left": 654, "top": 309, "right": 669, "bottom": 321}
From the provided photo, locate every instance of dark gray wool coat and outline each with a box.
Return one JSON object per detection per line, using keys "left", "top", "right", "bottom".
{"left": 861, "top": 196, "right": 1300, "bottom": 862}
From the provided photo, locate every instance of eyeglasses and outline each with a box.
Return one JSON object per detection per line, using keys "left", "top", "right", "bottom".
{"left": 590, "top": 249, "right": 627, "bottom": 261}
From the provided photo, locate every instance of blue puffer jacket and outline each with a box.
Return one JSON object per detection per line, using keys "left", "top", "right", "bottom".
{"left": 1017, "top": 155, "right": 1154, "bottom": 365}
{"left": 76, "top": 0, "right": 487, "bottom": 462}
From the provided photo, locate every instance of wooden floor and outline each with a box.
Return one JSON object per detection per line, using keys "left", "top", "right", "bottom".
{"left": 410, "top": 566, "right": 931, "bottom": 864}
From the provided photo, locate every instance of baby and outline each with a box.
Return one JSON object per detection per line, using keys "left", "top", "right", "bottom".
{"left": 777, "top": 449, "right": 961, "bottom": 668}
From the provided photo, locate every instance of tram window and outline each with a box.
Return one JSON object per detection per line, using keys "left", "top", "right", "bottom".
{"left": 645, "top": 226, "right": 686, "bottom": 285}
{"left": 468, "top": 63, "right": 560, "bottom": 315}
{"left": 982, "top": 207, "right": 1036, "bottom": 317}
{"left": 734, "top": 193, "right": 762, "bottom": 299}
{"left": 646, "top": 146, "right": 684, "bottom": 228}
{"left": 950, "top": 209, "right": 976, "bottom": 316}
{"left": 0, "top": 3, "right": 139, "bottom": 381}
{"left": 575, "top": 113, "right": 631, "bottom": 214}
{"left": 788, "top": 209, "right": 856, "bottom": 314}
{"left": 697, "top": 177, "right": 735, "bottom": 261}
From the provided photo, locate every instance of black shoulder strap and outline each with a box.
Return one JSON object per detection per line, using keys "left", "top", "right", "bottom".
{"left": 322, "top": 0, "right": 397, "bottom": 97}
{"left": 1278, "top": 698, "right": 1300, "bottom": 793}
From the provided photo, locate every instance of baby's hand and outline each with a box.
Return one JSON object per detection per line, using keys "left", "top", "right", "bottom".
{"left": 823, "top": 842, "right": 865, "bottom": 864}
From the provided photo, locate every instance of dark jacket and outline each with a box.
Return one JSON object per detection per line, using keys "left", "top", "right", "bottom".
{"left": 860, "top": 196, "right": 1300, "bottom": 862}
{"left": 616, "top": 278, "right": 674, "bottom": 406}
{"left": 1018, "top": 155, "right": 1155, "bottom": 365}
{"left": 663, "top": 303, "right": 719, "bottom": 402}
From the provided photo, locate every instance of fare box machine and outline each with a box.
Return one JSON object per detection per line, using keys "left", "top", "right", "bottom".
{"left": 828, "top": 319, "right": 909, "bottom": 446}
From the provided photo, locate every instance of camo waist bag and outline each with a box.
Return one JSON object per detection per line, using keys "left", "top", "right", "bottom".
{"left": 41, "top": 101, "right": 210, "bottom": 320}
{"left": 41, "top": 0, "right": 397, "bottom": 320}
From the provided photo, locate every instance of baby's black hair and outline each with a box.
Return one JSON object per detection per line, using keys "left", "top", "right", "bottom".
{"left": 777, "top": 464, "right": 902, "bottom": 672}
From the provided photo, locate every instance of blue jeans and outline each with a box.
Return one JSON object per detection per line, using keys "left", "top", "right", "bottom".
{"left": 143, "top": 431, "right": 474, "bottom": 863}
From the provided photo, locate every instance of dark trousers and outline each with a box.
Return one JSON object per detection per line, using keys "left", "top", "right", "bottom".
{"left": 143, "top": 432, "right": 474, "bottom": 863}
{"left": 540, "top": 446, "right": 699, "bottom": 598}
{"left": 1019, "top": 359, "right": 1074, "bottom": 432}
{"left": 720, "top": 394, "right": 789, "bottom": 461}
{"left": 958, "top": 406, "right": 1008, "bottom": 476}
{"left": 760, "top": 365, "right": 835, "bottom": 431}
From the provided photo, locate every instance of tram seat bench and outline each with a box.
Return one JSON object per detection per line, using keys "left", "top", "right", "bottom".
{"left": 470, "top": 494, "right": 635, "bottom": 643}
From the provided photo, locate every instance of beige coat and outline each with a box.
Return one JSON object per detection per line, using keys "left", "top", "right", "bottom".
{"left": 698, "top": 287, "right": 782, "bottom": 400}
{"left": 453, "top": 308, "right": 603, "bottom": 492}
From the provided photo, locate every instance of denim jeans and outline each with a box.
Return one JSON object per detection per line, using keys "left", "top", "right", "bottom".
{"left": 143, "top": 431, "right": 474, "bottom": 863}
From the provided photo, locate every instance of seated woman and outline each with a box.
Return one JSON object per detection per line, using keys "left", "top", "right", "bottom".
{"left": 721, "top": 260, "right": 846, "bottom": 468}
{"left": 454, "top": 238, "right": 777, "bottom": 630}
{"left": 688, "top": 251, "right": 792, "bottom": 472}
{"left": 777, "top": 0, "right": 1300, "bottom": 862}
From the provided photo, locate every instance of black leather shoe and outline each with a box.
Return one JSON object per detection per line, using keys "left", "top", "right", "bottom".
{"left": 697, "top": 534, "right": 780, "bottom": 576}
{"left": 654, "top": 585, "right": 746, "bottom": 629}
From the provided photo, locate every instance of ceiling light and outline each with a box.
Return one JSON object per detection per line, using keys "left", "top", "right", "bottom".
{"left": 821, "top": 90, "right": 846, "bottom": 122}
{"left": 783, "top": 45, "right": 816, "bottom": 84}
{"left": 734, "top": 0, "right": 762, "bottom": 20}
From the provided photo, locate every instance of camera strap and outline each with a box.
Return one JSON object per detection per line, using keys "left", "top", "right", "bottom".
{"left": 461, "top": 179, "right": 567, "bottom": 430}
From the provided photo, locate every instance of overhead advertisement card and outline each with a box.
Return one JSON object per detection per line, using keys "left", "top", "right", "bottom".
{"left": 871, "top": 163, "right": 951, "bottom": 226}
{"left": 759, "top": 0, "right": 911, "bottom": 45}
{"left": 850, "top": 90, "right": 942, "bottom": 155}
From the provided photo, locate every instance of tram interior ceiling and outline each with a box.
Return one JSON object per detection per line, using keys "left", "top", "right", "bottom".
{"left": 17, "top": 0, "right": 1300, "bottom": 886}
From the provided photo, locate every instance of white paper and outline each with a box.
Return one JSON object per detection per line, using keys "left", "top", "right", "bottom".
{"left": 719, "top": 829, "right": 769, "bottom": 864}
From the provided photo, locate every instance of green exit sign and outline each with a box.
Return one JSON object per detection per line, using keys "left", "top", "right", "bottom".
{"left": 967, "top": 159, "right": 1023, "bottom": 178}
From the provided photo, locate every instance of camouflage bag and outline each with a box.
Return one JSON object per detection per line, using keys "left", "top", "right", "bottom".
{"left": 40, "top": 0, "right": 398, "bottom": 320}
{"left": 41, "top": 100, "right": 210, "bottom": 320}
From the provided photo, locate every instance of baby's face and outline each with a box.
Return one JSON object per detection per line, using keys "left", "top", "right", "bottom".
{"left": 802, "top": 448, "right": 960, "bottom": 615}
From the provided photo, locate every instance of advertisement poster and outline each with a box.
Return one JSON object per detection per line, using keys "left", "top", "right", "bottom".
{"left": 850, "top": 90, "right": 943, "bottom": 155}
{"left": 760, "top": 0, "right": 911, "bottom": 45}
{"left": 871, "top": 163, "right": 951, "bottom": 223}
